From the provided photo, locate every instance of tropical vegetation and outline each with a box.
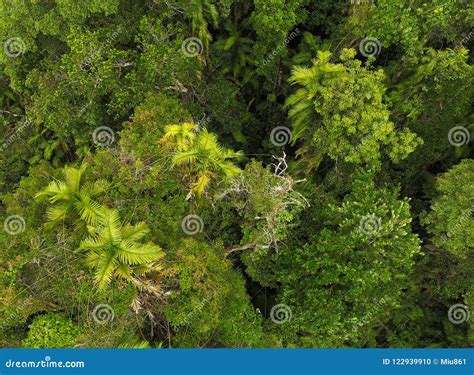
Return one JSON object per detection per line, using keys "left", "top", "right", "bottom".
{"left": 0, "top": 0, "right": 472, "bottom": 348}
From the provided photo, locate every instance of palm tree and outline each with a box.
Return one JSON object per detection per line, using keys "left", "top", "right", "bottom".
{"left": 35, "top": 163, "right": 104, "bottom": 229}
{"left": 161, "top": 122, "right": 198, "bottom": 151}
{"left": 285, "top": 50, "right": 346, "bottom": 141}
{"left": 214, "top": 19, "right": 254, "bottom": 80}
{"left": 79, "top": 208, "right": 164, "bottom": 291}
{"left": 162, "top": 123, "right": 243, "bottom": 198}
{"left": 183, "top": 0, "right": 218, "bottom": 51}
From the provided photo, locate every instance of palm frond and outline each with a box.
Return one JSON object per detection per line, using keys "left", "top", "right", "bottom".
{"left": 114, "top": 263, "right": 133, "bottom": 279}
{"left": 94, "top": 251, "right": 117, "bottom": 291}
{"left": 98, "top": 209, "right": 122, "bottom": 245}
{"left": 85, "top": 250, "right": 101, "bottom": 266}
{"left": 36, "top": 180, "right": 70, "bottom": 203}
{"left": 79, "top": 234, "right": 108, "bottom": 252}
{"left": 219, "top": 161, "right": 241, "bottom": 178}
{"left": 192, "top": 174, "right": 211, "bottom": 197}
{"left": 223, "top": 149, "right": 244, "bottom": 160}
{"left": 117, "top": 241, "right": 164, "bottom": 265}
{"left": 132, "top": 263, "right": 155, "bottom": 275}
{"left": 75, "top": 192, "right": 104, "bottom": 225}
{"left": 82, "top": 181, "right": 105, "bottom": 197}
{"left": 64, "top": 163, "right": 88, "bottom": 192}
{"left": 172, "top": 150, "right": 200, "bottom": 165}
{"left": 163, "top": 124, "right": 242, "bottom": 198}
{"left": 45, "top": 203, "right": 70, "bottom": 226}
{"left": 122, "top": 222, "right": 149, "bottom": 241}
{"left": 163, "top": 122, "right": 198, "bottom": 149}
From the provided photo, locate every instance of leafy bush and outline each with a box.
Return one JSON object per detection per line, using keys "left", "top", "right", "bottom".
{"left": 23, "top": 313, "right": 81, "bottom": 348}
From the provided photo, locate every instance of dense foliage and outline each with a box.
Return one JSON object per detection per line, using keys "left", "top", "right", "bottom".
{"left": 1, "top": 0, "right": 472, "bottom": 348}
